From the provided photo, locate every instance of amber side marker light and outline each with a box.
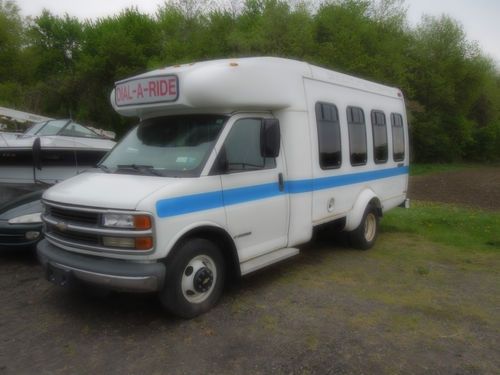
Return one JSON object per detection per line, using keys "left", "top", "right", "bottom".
{"left": 134, "top": 215, "right": 152, "bottom": 230}
{"left": 135, "top": 237, "right": 153, "bottom": 250}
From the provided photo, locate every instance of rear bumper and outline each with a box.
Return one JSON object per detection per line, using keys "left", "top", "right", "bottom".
{"left": 399, "top": 198, "right": 410, "bottom": 209}
{"left": 37, "top": 239, "right": 165, "bottom": 292}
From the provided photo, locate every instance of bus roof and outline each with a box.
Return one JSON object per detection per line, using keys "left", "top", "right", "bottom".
{"left": 110, "top": 57, "right": 402, "bottom": 118}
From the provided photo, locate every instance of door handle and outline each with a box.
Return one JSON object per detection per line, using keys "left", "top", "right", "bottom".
{"left": 278, "top": 173, "right": 284, "bottom": 192}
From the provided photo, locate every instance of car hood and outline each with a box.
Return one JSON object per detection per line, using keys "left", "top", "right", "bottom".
{"left": 0, "top": 190, "right": 44, "bottom": 220}
{"left": 43, "top": 172, "right": 176, "bottom": 210}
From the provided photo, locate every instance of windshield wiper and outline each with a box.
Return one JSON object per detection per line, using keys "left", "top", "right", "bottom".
{"left": 116, "top": 164, "right": 163, "bottom": 176}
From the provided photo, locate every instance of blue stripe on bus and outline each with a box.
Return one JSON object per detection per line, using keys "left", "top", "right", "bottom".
{"left": 156, "top": 190, "right": 224, "bottom": 217}
{"left": 156, "top": 166, "right": 408, "bottom": 218}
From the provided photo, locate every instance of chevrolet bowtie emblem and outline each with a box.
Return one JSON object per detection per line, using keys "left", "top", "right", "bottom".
{"left": 56, "top": 221, "right": 68, "bottom": 231}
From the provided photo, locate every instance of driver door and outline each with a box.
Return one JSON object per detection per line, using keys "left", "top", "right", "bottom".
{"left": 214, "top": 115, "right": 289, "bottom": 263}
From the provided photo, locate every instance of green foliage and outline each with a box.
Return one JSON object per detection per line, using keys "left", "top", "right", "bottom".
{"left": 0, "top": 0, "right": 23, "bottom": 105}
{"left": 382, "top": 201, "right": 500, "bottom": 252}
{"left": 407, "top": 15, "right": 500, "bottom": 161}
{"left": 0, "top": 1, "right": 23, "bottom": 95}
{"left": 409, "top": 163, "right": 469, "bottom": 176}
{"left": 0, "top": 0, "right": 499, "bottom": 161}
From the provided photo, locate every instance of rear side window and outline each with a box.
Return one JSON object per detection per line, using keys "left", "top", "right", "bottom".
{"left": 391, "top": 113, "right": 405, "bottom": 161}
{"left": 315, "top": 102, "right": 341, "bottom": 169}
{"left": 347, "top": 106, "right": 367, "bottom": 166}
{"left": 371, "top": 110, "right": 388, "bottom": 164}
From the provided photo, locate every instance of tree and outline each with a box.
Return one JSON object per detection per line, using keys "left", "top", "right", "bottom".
{"left": 0, "top": 0, "right": 498, "bottom": 161}
{"left": 0, "top": 0, "right": 24, "bottom": 106}
{"left": 75, "top": 8, "right": 161, "bottom": 135}
{"left": 407, "top": 15, "right": 499, "bottom": 161}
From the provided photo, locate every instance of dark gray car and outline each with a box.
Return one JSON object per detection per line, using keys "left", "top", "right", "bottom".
{"left": 0, "top": 190, "right": 44, "bottom": 251}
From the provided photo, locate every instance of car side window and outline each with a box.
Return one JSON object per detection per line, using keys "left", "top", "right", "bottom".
{"left": 222, "top": 118, "right": 276, "bottom": 173}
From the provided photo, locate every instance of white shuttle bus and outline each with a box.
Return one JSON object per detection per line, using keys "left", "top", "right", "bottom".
{"left": 37, "top": 57, "right": 409, "bottom": 318}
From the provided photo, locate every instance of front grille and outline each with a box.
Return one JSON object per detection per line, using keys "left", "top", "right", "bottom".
{"left": 46, "top": 224, "right": 100, "bottom": 246}
{"left": 48, "top": 205, "right": 99, "bottom": 225}
{"left": 0, "top": 232, "right": 26, "bottom": 244}
{"left": 42, "top": 200, "right": 154, "bottom": 254}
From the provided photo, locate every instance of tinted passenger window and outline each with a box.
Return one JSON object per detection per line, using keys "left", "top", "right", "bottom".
{"left": 224, "top": 118, "right": 276, "bottom": 172}
{"left": 391, "top": 113, "right": 405, "bottom": 161}
{"left": 371, "top": 110, "right": 388, "bottom": 163}
{"left": 315, "top": 102, "right": 341, "bottom": 169}
{"left": 347, "top": 106, "right": 367, "bottom": 166}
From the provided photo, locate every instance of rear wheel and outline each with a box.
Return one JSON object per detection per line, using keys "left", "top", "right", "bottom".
{"left": 349, "top": 204, "right": 379, "bottom": 250}
{"left": 160, "top": 238, "right": 225, "bottom": 318}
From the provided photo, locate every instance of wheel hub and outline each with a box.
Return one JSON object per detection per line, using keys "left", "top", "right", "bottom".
{"left": 193, "top": 267, "right": 214, "bottom": 293}
{"left": 364, "top": 213, "right": 376, "bottom": 242}
{"left": 181, "top": 255, "right": 217, "bottom": 303}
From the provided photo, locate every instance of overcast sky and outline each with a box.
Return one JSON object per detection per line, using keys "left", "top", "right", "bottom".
{"left": 15, "top": 0, "right": 500, "bottom": 63}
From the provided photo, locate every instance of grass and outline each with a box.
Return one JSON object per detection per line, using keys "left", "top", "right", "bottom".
{"left": 381, "top": 201, "right": 500, "bottom": 253}
{"left": 409, "top": 163, "right": 469, "bottom": 176}
{"left": 297, "top": 201, "right": 498, "bottom": 370}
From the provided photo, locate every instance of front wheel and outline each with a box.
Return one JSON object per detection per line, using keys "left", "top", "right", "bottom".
{"left": 349, "top": 204, "right": 379, "bottom": 250}
{"left": 160, "top": 238, "right": 225, "bottom": 318}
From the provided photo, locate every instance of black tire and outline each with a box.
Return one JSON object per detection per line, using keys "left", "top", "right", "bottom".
{"left": 349, "top": 204, "right": 379, "bottom": 250}
{"left": 159, "top": 238, "right": 225, "bottom": 319}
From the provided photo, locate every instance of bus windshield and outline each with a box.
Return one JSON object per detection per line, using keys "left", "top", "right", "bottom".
{"left": 99, "top": 114, "right": 227, "bottom": 177}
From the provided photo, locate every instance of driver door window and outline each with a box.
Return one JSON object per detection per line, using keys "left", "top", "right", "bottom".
{"left": 223, "top": 118, "right": 276, "bottom": 172}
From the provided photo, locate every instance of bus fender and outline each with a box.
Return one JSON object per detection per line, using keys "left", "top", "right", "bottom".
{"left": 344, "top": 189, "right": 381, "bottom": 231}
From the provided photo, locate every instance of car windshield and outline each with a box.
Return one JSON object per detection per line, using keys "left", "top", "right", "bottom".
{"left": 24, "top": 120, "right": 103, "bottom": 138}
{"left": 38, "top": 119, "right": 70, "bottom": 136}
{"left": 24, "top": 121, "right": 47, "bottom": 136}
{"left": 59, "top": 121, "right": 101, "bottom": 138}
{"left": 99, "top": 114, "right": 227, "bottom": 177}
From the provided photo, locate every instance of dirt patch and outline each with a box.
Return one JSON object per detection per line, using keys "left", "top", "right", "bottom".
{"left": 408, "top": 166, "right": 500, "bottom": 211}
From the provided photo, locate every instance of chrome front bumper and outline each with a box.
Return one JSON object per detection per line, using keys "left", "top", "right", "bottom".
{"left": 37, "top": 239, "right": 165, "bottom": 292}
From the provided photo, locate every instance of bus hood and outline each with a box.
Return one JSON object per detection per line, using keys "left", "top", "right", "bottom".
{"left": 43, "top": 172, "right": 174, "bottom": 210}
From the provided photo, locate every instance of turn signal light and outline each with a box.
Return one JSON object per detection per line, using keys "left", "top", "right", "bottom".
{"left": 135, "top": 237, "right": 153, "bottom": 250}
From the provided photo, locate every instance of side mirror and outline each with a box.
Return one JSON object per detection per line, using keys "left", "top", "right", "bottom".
{"left": 260, "top": 119, "right": 280, "bottom": 158}
{"left": 32, "top": 137, "right": 42, "bottom": 170}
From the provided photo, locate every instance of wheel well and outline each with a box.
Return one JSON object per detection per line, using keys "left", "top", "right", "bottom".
{"left": 369, "top": 198, "right": 383, "bottom": 218}
{"left": 170, "top": 226, "right": 241, "bottom": 280}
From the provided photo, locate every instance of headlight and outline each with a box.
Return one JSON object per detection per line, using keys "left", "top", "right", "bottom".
{"left": 103, "top": 213, "right": 134, "bottom": 228}
{"left": 102, "top": 213, "right": 151, "bottom": 229}
{"left": 8, "top": 212, "right": 42, "bottom": 224}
